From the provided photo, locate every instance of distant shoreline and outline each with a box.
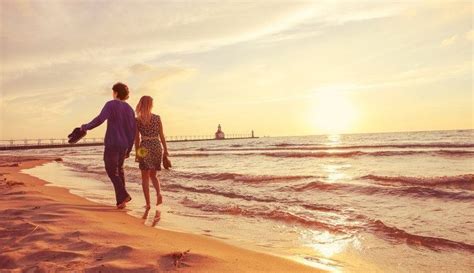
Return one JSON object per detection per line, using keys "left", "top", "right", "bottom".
{"left": 0, "top": 136, "right": 259, "bottom": 151}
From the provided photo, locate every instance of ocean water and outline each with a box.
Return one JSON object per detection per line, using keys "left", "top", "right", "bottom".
{"left": 8, "top": 130, "right": 474, "bottom": 272}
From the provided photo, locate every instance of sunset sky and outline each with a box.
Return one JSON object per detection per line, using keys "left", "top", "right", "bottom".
{"left": 1, "top": 0, "right": 472, "bottom": 139}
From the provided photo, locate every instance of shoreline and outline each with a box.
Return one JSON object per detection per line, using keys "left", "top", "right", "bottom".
{"left": 0, "top": 156, "right": 323, "bottom": 272}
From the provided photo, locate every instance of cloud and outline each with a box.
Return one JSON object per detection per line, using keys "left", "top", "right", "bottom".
{"left": 2, "top": 89, "right": 79, "bottom": 124}
{"left": 356, "top": 62, "right": 472, "bottom": 91}
{"left": 129, "top": 64, "right": 154, "bottom": 74}
{"left": 134, "top": 65, "right": 196, "bottom": 95}
{"left": 1, "top": 1, "right": 414, "bottom": 76}
{"left": 440, "top": 29, "right": 473, "bottom": 48}
{"left": 1, "top": 60, "right": 116, "bottom": 99}
{"left": 254, "top": 1, "right": 411, "bottom": 45}
{"left": 466, "top": 30, "right": 474, "bottom": 41}
{"left": 0, "top": 0, "right": 413, "bottom": 107}
{"left": 1, "top": 1, "right": 315, "bottom": 74}
{"left": 270, "top": 62, "right": 472, "bottom": 103}
{"left": 441, "top": 34, "right": 458, "bottom": 47}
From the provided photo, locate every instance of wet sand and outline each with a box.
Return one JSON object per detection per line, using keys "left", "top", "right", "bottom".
{"left": 0, "top": 156, "right": 323, "bottom": 272}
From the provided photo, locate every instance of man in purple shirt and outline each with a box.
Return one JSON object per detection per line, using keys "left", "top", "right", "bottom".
{"left": 81, "top": 82, "right": 136, "bottom": 209}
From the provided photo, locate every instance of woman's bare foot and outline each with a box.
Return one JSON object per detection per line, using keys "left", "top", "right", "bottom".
{"left": 142, "top": 208, "right": 150, "bottom": 219}
{"left": 156, "top": 194, "right": 163, "bottom": 205}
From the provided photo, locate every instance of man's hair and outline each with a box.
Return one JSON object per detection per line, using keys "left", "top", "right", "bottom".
{"left": 112, "top": 82, "right": 129, "bottom": 100}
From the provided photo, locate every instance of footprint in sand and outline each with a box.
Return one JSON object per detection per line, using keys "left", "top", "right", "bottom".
{"left": 19, "top": 250, "right": 83, "bottom": 263}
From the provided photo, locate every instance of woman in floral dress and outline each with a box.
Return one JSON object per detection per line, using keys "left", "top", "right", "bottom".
{"left": 135, "top": 96, "right": 169, "bottom": 209}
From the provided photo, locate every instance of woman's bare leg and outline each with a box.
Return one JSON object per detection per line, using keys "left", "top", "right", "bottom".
{"left": 150, "top": 170, "right": 162, "bottom": 205}
{"left": 141, "top": 170, "right": 151, "bottom": 209}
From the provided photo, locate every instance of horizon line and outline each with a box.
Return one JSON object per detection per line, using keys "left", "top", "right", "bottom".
{"left": 266, "top": 128, "right": 474, "bottom": 138}
{"left": 1, "top": 128, "right": 473, "bottom": 141}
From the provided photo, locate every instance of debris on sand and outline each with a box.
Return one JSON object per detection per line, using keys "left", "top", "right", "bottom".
{"left": 169, "top": 249, "right": 191, "bottom": 268}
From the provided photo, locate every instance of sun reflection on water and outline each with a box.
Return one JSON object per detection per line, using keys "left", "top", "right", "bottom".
{"left": 323, "top": 164, "right": 349, "bottom": 182}
{"left": 300, "top": 230, "right": 354, "bottom": 272}
{"left": 309, "top": 231, "right": 351, "bottom": 258}
{"left": 327, "top": 134, "right": 341, "bottom": 146}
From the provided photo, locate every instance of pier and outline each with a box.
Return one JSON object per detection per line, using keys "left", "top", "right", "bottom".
{"left": 0, "top": 134, "right": 257, "bottom": 151}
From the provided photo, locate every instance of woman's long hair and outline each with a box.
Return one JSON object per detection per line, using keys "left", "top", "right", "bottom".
{"left": 136, "top": 96, "right": 153, "bottom": 124}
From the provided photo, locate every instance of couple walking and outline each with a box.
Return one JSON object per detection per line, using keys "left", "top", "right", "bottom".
{"left": 80, "top": 82, "right": 169, "bottom": 209}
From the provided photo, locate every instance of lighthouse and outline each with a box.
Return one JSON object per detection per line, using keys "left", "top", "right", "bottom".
{"left": 215, "top": 124, "right": 225, "bottom": 139}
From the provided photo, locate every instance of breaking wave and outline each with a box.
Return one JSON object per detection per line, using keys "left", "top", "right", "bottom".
{"left": 361, "top": 174, "right": 474, "bottom": 190}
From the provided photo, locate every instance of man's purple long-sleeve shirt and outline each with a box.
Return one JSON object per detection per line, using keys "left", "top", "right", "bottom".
{"left": 83, "top": 100, "right": 136, "bottom": 153}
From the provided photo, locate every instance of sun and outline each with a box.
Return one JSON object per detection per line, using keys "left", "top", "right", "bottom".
{"left": 310, "top": 88, "right": 358, "bottom": 134}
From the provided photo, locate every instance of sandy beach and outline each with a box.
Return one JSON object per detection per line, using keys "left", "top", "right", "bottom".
{"left": 0, "top": 156, "right": 322, "bottom": 273}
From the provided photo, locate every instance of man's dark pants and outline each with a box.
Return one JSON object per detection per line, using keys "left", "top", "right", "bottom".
{"left": 103, "top": 146, "right": 130, "bottom": 205}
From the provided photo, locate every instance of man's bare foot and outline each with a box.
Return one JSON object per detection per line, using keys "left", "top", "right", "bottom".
{"left": 157, "top": 194, "right": 163, "bottom": 205}
{"left": 117, "top": 196, "right": 132, "bottom": 209}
